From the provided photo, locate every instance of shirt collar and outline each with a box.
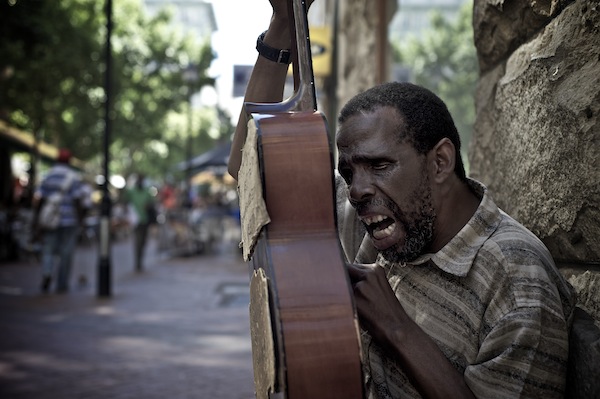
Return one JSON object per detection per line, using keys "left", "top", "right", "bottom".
{"left": 379, "top": 179, "right": 502, "bottom": 277}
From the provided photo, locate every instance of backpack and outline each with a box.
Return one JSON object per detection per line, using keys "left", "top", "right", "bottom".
{"left": 38, "top": 171, "right": 76, "bottom": 229}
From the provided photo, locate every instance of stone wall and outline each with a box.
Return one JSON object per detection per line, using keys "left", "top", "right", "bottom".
{"left": 469, "top": 0, "right": 600, "bottom": 311}
{"left": 469, "top": 1, "right": 600, "bottom": 395}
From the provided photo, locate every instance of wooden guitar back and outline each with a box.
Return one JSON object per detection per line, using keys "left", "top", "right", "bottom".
{"left": 249, "top": 112, "right": 363, "bottom": 399}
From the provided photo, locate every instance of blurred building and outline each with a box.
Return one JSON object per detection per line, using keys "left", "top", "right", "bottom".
{"left": 143, "top": 0, "right": 217, "bottom": 39}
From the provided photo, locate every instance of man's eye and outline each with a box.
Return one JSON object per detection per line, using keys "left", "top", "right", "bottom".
{"left": 340, "top": 169, "right": 352, "bottom": 184}
{"left": 372, "top": 163, "right": 389, "bottom": 171}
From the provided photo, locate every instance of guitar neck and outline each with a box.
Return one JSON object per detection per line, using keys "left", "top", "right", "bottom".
{"left": 245, "top": 0, "right": 317, "bottom": 114}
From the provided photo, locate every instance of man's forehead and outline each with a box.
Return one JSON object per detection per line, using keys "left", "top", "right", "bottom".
{"left": 337, "top": 131, "right": 415, "bottom": 167}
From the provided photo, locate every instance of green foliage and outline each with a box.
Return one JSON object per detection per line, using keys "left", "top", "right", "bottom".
{"left": 0, "top": 0, "right": 104, "bottom": 152}
{"left": 392, "top": 2, "right": 478, "bottom": 164}
{"left": 0, "top": 0, "right": 226, "bottom": 180}
{"left": 108, "top": 1, "right": 216, "bottom": 178}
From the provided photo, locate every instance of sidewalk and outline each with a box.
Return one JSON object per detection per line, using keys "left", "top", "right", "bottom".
{"left": 0, "top": 234, "right": 255, "bottom": 399}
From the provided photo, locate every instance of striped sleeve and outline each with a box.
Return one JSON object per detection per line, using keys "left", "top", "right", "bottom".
{"left": 464, "top": 222, "right": 573, "bottom": 398}
{"left": 466, "top": 305, "right": 570, "bottom": 398}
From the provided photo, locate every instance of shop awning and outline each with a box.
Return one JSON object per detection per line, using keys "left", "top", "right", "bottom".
{"left": 0, "top": 120, "right": 59, "bottom": 162}
{"left": 177, "top": 141, "right": 231, "bottom": 173}
{"left": 0, "top": 120, "right": 83, "bottom": 168}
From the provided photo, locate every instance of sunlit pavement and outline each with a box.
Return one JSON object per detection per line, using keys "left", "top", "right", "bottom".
{"left": 0, "top": 232, "right": 255, "bottom": 399}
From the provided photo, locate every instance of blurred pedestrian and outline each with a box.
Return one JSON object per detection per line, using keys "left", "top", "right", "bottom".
{"left": 32, "top": 148, "right": 88, "bottom": 293}
{"left": 123, "top": 174, "right": 155, "bottom": 271}
{"left": 159, "top": 180, "right": 177, "bottom": 211}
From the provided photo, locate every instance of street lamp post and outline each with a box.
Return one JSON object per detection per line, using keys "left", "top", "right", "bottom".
{"left": 98, "top": 0, "right": 113, "bottom": 297}
{"left": 183, "top": 64, "right": 198, "bottom": 208}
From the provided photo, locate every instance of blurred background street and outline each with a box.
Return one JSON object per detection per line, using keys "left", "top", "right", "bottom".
{"left": 0, "top": 230, "right": 255, "bottom": 399}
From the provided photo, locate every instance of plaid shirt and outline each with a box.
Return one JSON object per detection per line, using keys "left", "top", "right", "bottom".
{"left": 336, "top": 177, "right": 576, "bottom": 398}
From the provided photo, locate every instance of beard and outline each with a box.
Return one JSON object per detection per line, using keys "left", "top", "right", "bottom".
{"left": 359, "top": 177, "right": 435, "bottom": 264}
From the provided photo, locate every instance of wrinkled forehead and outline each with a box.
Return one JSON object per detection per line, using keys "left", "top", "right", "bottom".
{"left": 336, "top": 107, "right": 403, "bottom": 149}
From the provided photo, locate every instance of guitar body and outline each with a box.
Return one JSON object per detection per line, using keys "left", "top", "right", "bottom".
{"left": 248, "top": 111, "right": 363, "bottom": 399}
{"left": 241, "top": 1, "right": 364, "bottom": 397}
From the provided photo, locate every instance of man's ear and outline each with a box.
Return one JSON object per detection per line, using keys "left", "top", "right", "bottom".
{"left": 428, "top": 138, "right": 456, "bottom": 183}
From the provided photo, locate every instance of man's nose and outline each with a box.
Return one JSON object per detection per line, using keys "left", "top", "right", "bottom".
{"left": 349, "top": 170, "right": 375, "bottom": 205}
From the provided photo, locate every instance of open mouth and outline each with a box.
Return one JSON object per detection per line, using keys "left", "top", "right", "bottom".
{"left": 362, "top": 214, "right": 396, "bottom": 240}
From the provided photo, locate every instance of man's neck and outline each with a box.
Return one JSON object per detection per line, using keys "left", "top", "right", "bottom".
{"left": 430, "top": 179, "right": 481, "bottom": 253}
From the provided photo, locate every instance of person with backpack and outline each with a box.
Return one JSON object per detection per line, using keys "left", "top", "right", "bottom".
{"left": 32, "top": 148, "right": 87, "bottom": 293}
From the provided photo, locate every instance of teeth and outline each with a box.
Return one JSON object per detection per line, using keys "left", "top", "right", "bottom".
{"left": 373, "top": 223, "right": 396, "bottom": 239}
{"left": 361, "top": 215, "right": 396, "bottom": 240}
{"left": 363, "top": 215, "right": 386, "bottom": 225}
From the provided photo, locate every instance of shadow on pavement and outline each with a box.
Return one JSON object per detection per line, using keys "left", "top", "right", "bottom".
{"left": 0, "top": 234, "right": 255, "bottom": 399}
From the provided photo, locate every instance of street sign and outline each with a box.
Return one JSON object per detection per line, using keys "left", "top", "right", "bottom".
{"left": 309, "top": 26, "right": 331, "bottom": 77}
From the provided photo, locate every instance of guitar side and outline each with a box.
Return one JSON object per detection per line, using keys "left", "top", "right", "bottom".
{"left": 249, "top": 112, "right": 364, "bottom": 399}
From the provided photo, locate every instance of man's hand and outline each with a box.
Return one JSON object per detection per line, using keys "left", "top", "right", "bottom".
{"left": 269, "top": 0, "right": 315, "bottom": 17}
{"left": 228, "top": 0, "right": 318, "bottom": 179}
{"left": 347, "top": 263, "right": 411, "bottom": 349}
{"left": 347, "top": 262, "right": 476, "bottom": 399}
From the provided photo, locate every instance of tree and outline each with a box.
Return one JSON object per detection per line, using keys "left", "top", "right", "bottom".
{"left": 0, "top": 0, "right": 104, "bottom": 150}
{"left": 108, "top": 2, "right": 215, "bottom": 178}
{"left": 392, "top": 1, "right": 478, "bottom": 166}
{"left": 0, "top": 0, "right": 104, "bottom": 193}
{"left": 0, "top": 0, "right": 220, "bottom": 180}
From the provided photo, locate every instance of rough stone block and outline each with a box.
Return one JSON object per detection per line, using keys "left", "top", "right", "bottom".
{"left": 469, "top": 0, "right": 600, "bottom": 263}
{"left": 473, "top": 0, "right": 572, "bottom": 73}
{"left": 566, "top": 307, "right": 600, "bottom": 398}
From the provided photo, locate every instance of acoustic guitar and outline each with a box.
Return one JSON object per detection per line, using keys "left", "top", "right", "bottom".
{"left": 242, "top": 0, "right": 364, "bottom": 398}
